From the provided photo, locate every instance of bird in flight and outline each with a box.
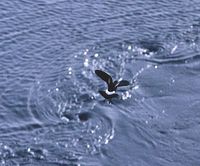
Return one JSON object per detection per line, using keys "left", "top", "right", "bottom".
{"left": 95, "top": 70, "right": 129, "bottom": 100}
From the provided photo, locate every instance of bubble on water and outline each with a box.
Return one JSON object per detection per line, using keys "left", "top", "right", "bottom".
{"left": 84, "top": 58, "right": 89, "bottom": 67}
{"left": 134, "top": 85, "right": 139, "bottom": 90}
{"left": 170, "top": 77, "right": 175, "bottom": 83}
{"left": 68, "top": 67, "right": 72, "bottom": 75}
{"left": 4, "top": 145, "right": 8, "bottom": 150}
{"left": 94, "top": 53, "right": 99, "bottom": 57}
{"left": 56, "top": 88, "right": 59, "bottom": 91}
{"left": 91, "top": 129, "right": 95, "bottom": 134}
{"left": 147, "top": 64, "right": 152, "bottom": 68}
{"left": 87, "top": 144, "right": 90, "bottom": 149}
{"left": 128, "top": 45, "right": 132, "bottom": 50}
{"left": 83, "top": 49, "right": 89, "bottom": 55}
{"left": 27, "top": 148, "right": 35, "bottom": 156}
{"left": 138, "top": 48, "right": 148, "bottom": 54}
{"left": 104, "top": 131, "right": 114, "bottom": 145}
{"left": 1, "top": 160, "right": 5, "bottom": 165}
{"left": 104, "top": 139, "right": 109, "bottom": 144}
{"left": 65, "top": 144, "right": 68, "bottom": 148}
{"left": 72, "top": 138, "right": 79, "bottom": 147}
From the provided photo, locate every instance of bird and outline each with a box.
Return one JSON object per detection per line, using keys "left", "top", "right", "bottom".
{"left": 95, "top": 70, "right": 129, "bottom": 100}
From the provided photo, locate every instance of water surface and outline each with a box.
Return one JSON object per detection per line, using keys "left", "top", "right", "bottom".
{"left": 0, "top": 0, "right": 200, "bottom": 165}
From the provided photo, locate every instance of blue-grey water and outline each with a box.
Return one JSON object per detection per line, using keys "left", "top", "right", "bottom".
{"left": 1, "top": 0, "right": 200, "bottom": 165}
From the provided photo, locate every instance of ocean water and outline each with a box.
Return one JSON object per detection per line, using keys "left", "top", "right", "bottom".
{"left": 0, "top": 0, "right": 200, "bottom": 165}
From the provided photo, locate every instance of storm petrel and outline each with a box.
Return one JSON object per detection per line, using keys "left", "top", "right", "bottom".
{"left": 95, "top": 70, "right": 129, "bottom": 100}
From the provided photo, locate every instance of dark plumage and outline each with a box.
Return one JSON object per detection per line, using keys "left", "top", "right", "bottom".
{"left": 95, "top": 70, "right": 129, "bottom": 100}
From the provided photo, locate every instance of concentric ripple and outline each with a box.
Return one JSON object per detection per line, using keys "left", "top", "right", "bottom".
{"left": 120, "top": 25, "right": 200, "bottom": 65}
{"left": 1, "top": 0, "right": 200, "bottom": 165}
{"left": 25, "top": 56, "right": 116, "bottom": 164}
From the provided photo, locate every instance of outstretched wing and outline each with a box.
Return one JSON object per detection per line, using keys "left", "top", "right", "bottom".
{"left": 116, "top": 80, "right": 129, "bottom": 87}
{"left": 99, "top": 90, "right": 119, "bottom": 99}
{"left": 95, "top": 70, "right": 113, "bottom": 86}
